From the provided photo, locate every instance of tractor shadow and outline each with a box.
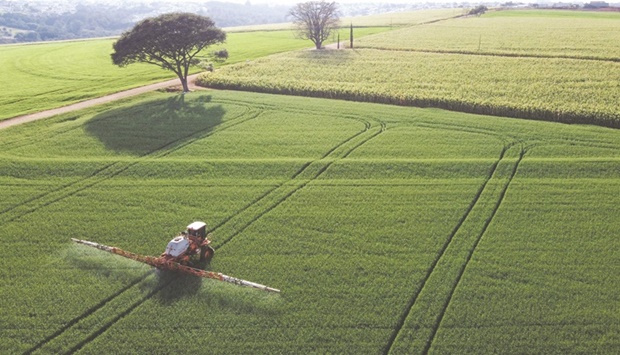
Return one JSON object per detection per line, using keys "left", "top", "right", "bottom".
{"left": 150, "top": 270, "right": 204, "bottom": 305}
{"left": 150, "top": 264, "right": 283, "bottom": 315}
{"left": 85, "top": 93, "right": 223, "bottom": 156}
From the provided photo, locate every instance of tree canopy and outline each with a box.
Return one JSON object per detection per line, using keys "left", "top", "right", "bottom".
{"left": 469, "top": 5, "right": 488, "bottom": 16}
{"left": 111, "top": 12, "right": 226, "bottom": 92}
{"left": 289, "top": 1, "right": 340, "bottom": 50}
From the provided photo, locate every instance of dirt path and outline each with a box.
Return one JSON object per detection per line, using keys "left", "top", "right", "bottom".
{"left": 0, "top": 73, "right": 204, "bottom": 131}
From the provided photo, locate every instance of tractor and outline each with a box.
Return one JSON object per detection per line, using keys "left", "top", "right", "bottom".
{"left": 71, "top": 221, "right": 280, "bottom": 292}
{"left": 161, "top": 221, "right": 215, "bottom": 266}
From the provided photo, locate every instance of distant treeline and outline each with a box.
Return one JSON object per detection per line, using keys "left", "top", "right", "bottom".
{"left": 0, "top": 2, "right": 290, "bottom": 43}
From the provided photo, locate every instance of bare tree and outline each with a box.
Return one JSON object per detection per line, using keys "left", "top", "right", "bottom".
{"left": 289, "top": 1, "right": 339, "bottom": 50}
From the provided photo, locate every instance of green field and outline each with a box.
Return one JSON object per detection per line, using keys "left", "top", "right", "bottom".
{"left": 0, "top": 30, "right": 348, "bottom": 121}
{"left": 198, "top": 10, "right": 620, "bottom": 127}
{"left": 0, "top": 90, "right": 618, "bottom": 353}
{"left": 0, "top": 32, "right": 305, "bottom": 121}
{"left": 1, "top": 7, "right": 619, "bottom": 355}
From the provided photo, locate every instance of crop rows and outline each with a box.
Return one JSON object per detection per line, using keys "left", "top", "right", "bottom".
{"left": 197, "top": 10, "right": 620, "bottom": 128}
{"left": 198, "top": 48, "right": 620, "bottom": 127}
{"left": 1, "top": 90, "right": 619, "bottom": 354}
{"left": 356, "top": 11, "right": 620, "bottom": 60}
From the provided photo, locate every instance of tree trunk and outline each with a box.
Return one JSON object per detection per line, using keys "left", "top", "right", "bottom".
{"left": 180, "top": 76, "right": 189, "bottom": 93}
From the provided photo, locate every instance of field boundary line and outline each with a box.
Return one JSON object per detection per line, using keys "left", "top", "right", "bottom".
{"left": 423, "top": 145, "right": 526, "bottom": 354}
{"left": 354, "top": 46, "right": 620, "bottom": 63}
{"left": 383, "top": 142, "right": 514, "bottom": 355}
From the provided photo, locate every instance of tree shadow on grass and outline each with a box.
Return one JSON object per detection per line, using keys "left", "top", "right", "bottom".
{"left": 85, "top": 94, "right": 223, "bottom": 156}
{"left": 294, "top": 48, "right": 358, "bottom": 61}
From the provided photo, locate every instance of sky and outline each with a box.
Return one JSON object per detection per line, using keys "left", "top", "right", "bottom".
{"left": 28, "top": 0, "right": 425, "bottom": 5}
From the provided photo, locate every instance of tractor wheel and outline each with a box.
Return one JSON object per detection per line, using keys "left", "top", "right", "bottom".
{"left": 200, "top": 245, "right": 215, "bottom": 262}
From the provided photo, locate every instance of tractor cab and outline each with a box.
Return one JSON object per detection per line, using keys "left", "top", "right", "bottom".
{"left": 186, "top": 221, "right": 207, "bottom": 240}
{"left": 163, "top": 221, "right": 212, "bottom": 263}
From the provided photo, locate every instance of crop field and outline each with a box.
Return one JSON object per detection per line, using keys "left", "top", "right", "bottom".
{"left": 357, "top": 10, "right": 620, "bottom": 60}
{"left": 197, "top": 10, "right": 620, "bottom": 128}
{"left": 0, "top": 90, "right": 618, "bottom": 353}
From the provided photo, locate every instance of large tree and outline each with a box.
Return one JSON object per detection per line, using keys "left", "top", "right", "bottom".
{"left": 289, "top": 1, "right": 339, "bottom": 50}
{"left": 111, "top": 12, "right": 226, "bottom": 92}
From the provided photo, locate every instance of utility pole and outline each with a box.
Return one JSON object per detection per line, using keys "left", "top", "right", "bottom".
{"left": 350, "top": 23, "right": 353, "bottom": 49}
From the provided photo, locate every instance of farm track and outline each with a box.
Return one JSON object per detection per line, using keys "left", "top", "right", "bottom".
{"left": 384, "top": 142, "right": 526, "bottom": 354}
{"left": 0, "top": 74, "right": 203, "bottom": 130}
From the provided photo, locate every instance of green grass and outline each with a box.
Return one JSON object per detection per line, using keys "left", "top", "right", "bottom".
{"left": 0, "top": 90, "right": 618, "bottom": 353}
{"left": 0, "top": 39, "right": 173, "bottom": 120}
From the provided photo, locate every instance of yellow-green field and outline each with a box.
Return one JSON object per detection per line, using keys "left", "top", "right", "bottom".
{"left": 198, "top": 10, "right": 620, "bottom": 128}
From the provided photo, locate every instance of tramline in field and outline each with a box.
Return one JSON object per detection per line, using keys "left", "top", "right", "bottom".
{"left": 71, "top": 221, "right": 280, "bottom": 293}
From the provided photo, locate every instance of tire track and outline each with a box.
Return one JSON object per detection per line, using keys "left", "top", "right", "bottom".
{"left": 17, "top": 102, "right": 263, "bottom": 353}
{"left": 215, "top": 119, "right": 384, "bottom": 249}
{"left": 383, "top": 142, "right": 523, "bottom": 354}
{"left": 382, "top": 142, "right": 513, "bottom": 355}
{"left": 208, "top": 115, "right": 372, "bottom": 233}
{"left": 423, "top": 145, "right": 526, "bottom": 354}
{"left": 54, "top": 119, "right": 386, "bottom": 353}
{"left": 63, "top": 277, "right": 175, "bottom": 355}
{"left": 26, "top": 113, "right": 382, "bottom": 354}
{"left": 22, "top": 271, "right": 154, "bottom": 355}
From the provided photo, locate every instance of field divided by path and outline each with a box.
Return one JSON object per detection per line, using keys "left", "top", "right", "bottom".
{"left": 0, "top": 25, "right": 394, "bottom": 123}
{"left": 0, "top": 90, "right": 619, "bottom": 353}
